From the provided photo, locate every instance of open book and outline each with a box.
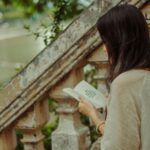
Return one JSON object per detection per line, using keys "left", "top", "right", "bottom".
{"left": 63, "top": 80, "right": 106, "bottom": 109}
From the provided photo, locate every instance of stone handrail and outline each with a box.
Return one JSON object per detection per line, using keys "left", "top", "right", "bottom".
{"left": 0, "top": 0, "right": 149, "bottom": 149}
{"left": 0, "top": 0, "right": 119, "bottom": 133}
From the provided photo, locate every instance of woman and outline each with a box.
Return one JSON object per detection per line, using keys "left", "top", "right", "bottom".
{"left": 78, "top": 4, "right": 150, "bottom": 150}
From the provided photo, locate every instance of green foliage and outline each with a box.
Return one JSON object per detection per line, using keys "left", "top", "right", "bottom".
{"left": 2, "top": 0, "right": 87, "bottom": 45}
{"left": 15, "top": 130, "right": 24, "bottom": 150}
{"left": 43, "top": 0, "right": 70, "bottom": 45}
{"left": 48, "top": 98, "right": 58, "bottom": 112}
{"left": 23, "top": 0, "right": 86, "bottom": 45}
{"left": 42, "top": 118, "right": 58, "bottom": 150}
{"left": 84, "top": 65, "right": 98, "bottom": 88}
{"left": 47, "top": 0, "right": 86, "bottom": 43}
{"left": 2, "top": 0, "right": 48, "bottom": 17}
{"left": 2, "top": 0, "right": 85, "bottom": 17}
{"left": 15, "top": 64, "right": 25, "bottom": 73}
{"left": 15, "top": 98, "right": 58, "bottom": 150}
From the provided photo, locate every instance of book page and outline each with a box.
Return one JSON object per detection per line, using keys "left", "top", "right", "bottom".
{"left": 63, "top": 88, "right": 81, "bottom": 101}
{"left": 74, "top": 80, "right": 106, "bottom": 108}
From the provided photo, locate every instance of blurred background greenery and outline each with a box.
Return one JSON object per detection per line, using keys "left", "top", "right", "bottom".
{"left": 0, "top": 0, "right": 92, "bottom": 87}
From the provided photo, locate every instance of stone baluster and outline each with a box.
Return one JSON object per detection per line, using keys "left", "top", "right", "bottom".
{"left": 88, "top": 44, "right": 109, "bottom": 97}
{"left": 0, "top": 127, "right": 17, "bottom": 150}
{"left": 49, "top": 69, "right": 91, "bottom": 150}
{"left": 15, "top": 99, "right": 49, "bottom": 150}
{"left": 88, "top": 44, "right": 108, "bottom": 150}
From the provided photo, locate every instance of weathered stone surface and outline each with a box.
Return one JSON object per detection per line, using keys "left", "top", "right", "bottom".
{"left": 52, "top": 112, "right": 91, "bottom": 150}
{"left": 50, "top": 69, "right": 91, "bottom": 150}
{"left": 15, "top": 100, "right": 49, "bottom": 150}
{"left": 0, "top": 1, "right": 100, "bottom": 132}
{"left": 16, "top": 99, "right": 49, "bottom": 129}
{"left": 0, "top": 27, "right": 101, "bottom": 132}
{"left": 0, "top": 127, "right": 17, "bottom": 150}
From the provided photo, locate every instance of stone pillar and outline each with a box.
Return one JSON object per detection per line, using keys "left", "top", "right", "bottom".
{"left": 88, "top": 45, "right": 109, "bottom": 150}
{"left": 49, "top": 69, "right": 91, "bottom": 150}
{"left": 88, "top": 44, "right": 109, "bottom": 107}
{"left": 16, "top": 99, "right": 49, "bottom": 150}
{"left": 0, "top": 127, "right": 17, "bottom": 150}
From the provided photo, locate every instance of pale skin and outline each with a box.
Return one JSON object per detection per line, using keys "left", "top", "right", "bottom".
{"left": 78, "top": 96, "right": 105, "bottom": 134}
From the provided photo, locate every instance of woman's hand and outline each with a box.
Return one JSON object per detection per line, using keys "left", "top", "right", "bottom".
{"left": 78, "top": 96, "right": 105, "bottom": 134}
{"left": 78, "top": 97, "right": 101, "bottom": 123}
{"left": 78, "top": 96, "right": 96, "bottom": 117}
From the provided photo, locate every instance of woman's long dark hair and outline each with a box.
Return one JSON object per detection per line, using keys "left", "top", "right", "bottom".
{"left": 96, "top": 4, "right": 150, "bottom": 82}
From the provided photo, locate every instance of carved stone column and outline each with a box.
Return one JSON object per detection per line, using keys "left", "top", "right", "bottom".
{"left": 88, "top": 45, "right": 109, "bottom": 150}
{"left": 49, "top": 69, "right": 91, "bottom": 150}
{"left": 88, "top": 44, "right": 109, "bottom": 105}
{"left": 0, "top": 127, "right": 17, "bottom": 150}
{"left": 16, "top": 99, "right": 49, "bottom": 150}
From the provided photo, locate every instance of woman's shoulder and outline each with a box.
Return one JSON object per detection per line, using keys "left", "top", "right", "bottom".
{"left": 112, "top": 69, "right": 150, "bottom": 89}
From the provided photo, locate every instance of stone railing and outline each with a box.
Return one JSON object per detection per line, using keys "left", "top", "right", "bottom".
{"left": 0, "top": 0, "right": 149, "bottom": 149}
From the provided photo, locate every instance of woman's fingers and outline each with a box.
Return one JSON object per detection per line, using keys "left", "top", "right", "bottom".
{"left": 78, "top": 96, "right": 97, "bottom": 117}
{"left": 78, "top": 102, "right": 83, "bottom": 113}
{"left": 79, "top": 96, "right": 84, "bottom": 102}
{"left": 78, "top": 97, "right": 83, "bottom": 113}
{"left": 79, "top": 96, "right": 92, "bottom": 106}
{"left": 79, "top": 96, "right": 88, "bottom": 104}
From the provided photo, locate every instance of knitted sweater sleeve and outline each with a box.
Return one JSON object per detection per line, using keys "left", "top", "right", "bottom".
{"left": 101, "top": 76, "right": 141, "bottom": 150}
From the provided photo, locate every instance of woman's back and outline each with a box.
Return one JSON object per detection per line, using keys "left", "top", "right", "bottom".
{"left": 140, "top": 70, "right": 150, "bottom": 150}
{"left": 101, "top": 69, "right": 150, "bottom": 150}
{"left": 79, "top": 4, "right": 150, "bottom": 150}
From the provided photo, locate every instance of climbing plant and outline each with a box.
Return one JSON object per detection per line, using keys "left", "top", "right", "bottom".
{"left": 2, "top": 0, "right": 90, "bottom": 45}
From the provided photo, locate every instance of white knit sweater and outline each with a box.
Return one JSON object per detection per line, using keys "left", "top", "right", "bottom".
{"left": 101, "top": 69, "right": 150, "bottom": 150}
